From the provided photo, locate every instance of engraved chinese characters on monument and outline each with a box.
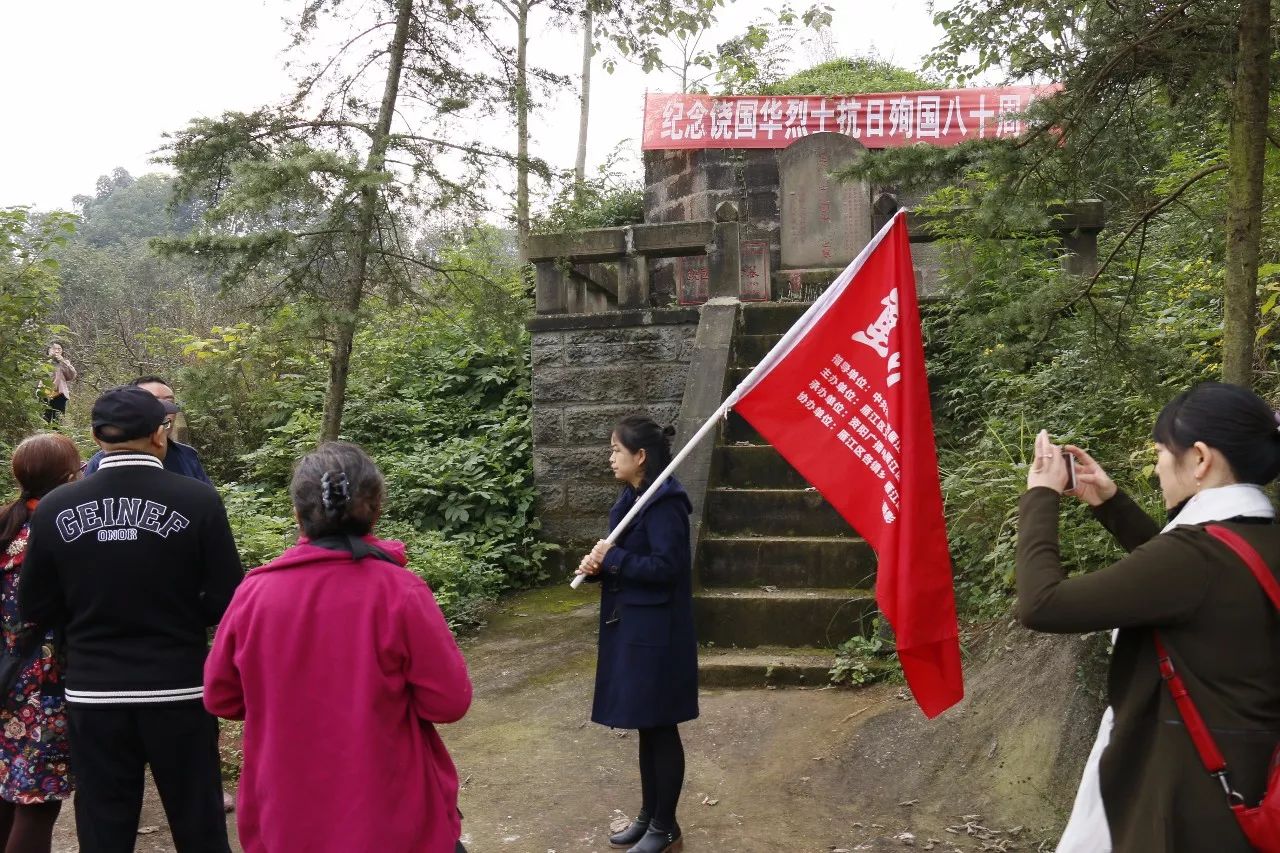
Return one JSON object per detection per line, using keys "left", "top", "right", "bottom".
{"left": 739, "top": 240, "right": 770, "bottom": 301}
{"left": 778, "top": 132, "right": 873, "bottom": 270}
{"left": 675, "top": 255, "right": 710, "bottom": 305}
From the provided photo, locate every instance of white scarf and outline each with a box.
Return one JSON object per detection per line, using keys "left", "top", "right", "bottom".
{"left": 1057, "top": 484, "right": 1275, "bottom": 853}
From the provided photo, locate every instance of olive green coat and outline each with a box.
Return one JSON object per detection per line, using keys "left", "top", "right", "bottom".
{"left": 1017, "top": 488, "right": 1280, "bottom": 852}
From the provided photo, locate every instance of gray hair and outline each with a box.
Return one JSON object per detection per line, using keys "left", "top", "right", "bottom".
{"left": 290, "top": 441, "right": 385, "bottom": 538}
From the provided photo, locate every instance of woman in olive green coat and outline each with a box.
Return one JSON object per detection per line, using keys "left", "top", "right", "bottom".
{"left": 1018, "top": 382, "right": 1280, "bottom": 852}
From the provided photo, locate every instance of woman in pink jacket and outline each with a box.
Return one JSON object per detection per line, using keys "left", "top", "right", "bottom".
{"left": 204, "top": 442, "right": 472, "bottom": 852}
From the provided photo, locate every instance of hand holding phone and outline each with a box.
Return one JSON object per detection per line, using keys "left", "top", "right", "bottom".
{"left": 1063, "top": 452, "right": 1077, "bottom": 492}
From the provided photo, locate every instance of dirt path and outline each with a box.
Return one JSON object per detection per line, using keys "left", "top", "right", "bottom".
{"left": 50, "top": 777, "right": 239, "bottom": 852}
{"left": 49, "top": 585, "right": 1096, "bottom": 851}
{"left": 447, "top": 586, "right": 1085, "bottom": 852}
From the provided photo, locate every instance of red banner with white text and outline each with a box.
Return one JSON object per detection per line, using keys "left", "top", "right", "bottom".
{"left": 642, "top": 87, "right": 1055, "bottom": 150}
{"left": 732, "top": 212, "right": 963, "bottom": 718}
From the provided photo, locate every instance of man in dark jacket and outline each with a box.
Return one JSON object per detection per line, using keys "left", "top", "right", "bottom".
{"left": 83, "top": 376, "right": 211, "bottom": 484}
{"left": 82, "top": 375, "right": 237, "bottom": 811}
{"left": 21, "top": 385, "right": 242, "bottom": 852}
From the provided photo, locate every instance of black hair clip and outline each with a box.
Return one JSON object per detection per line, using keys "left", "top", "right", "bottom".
{"left": 320, "top": 471, "right": 350, "bottom": 518}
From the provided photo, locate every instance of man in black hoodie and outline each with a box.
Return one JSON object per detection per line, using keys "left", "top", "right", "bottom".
{"left": 21, "top": 385, "right": 242, "bottom": 852}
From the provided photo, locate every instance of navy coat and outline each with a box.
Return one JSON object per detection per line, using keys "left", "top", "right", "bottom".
{"left": 86, "top": 441, "right": 212, "bottom": 485}
{"left": 590, "top": 477, "right": 699, "bottom": 730}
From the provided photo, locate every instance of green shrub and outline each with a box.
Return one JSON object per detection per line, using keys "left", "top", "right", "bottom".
{"left": 830, "top": 617, "right": 900, "bottom": 686}
{"left": 763, "top": 56, "right": 939, "bottom": 96}
{"left": 168, "top": 230, "right": 547, "bottom": 627}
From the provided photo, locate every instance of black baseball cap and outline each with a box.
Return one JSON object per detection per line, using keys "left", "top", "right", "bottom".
{"left": 91, "top": 386, "right": 179, "bottom": 442}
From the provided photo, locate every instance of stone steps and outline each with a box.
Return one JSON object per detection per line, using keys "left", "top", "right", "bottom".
{"left": 693, "top": 300, "right": 879, "bottom": 689}
{"left": 740, "top": 302, "right": 810, "bottom": 336}
{"left": 714, "top": 443, "right": 807, "bottom": 489}
{"left": 732, "top": 333, "right": 785, "bottom": 367}
{"left": 694, "top": 587, "right": 875, "bottom": 648}
{"left": 722, "top": 410, "right": 768, "bottom": 445}
{"left": 698, "top": 535, "right": 875, "bottom": 589}
{"left": 698, "top": 646, "right": 834, "bottom": 688}
{"left": 705, "top": 488, "right": 854, "bottom": 538}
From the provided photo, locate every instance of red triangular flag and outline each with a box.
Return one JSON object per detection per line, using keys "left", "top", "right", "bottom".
{"left": 732, "top": 212, "right": 963, "bottom": 718}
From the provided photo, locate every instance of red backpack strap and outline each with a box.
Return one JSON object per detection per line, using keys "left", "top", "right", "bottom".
{"left": 1153, "top": 632, "right": 1230, "bottom": 776}
{"left": 1205, "top": 524, "right": 1280, "bottom": 610}
{"left": 1153, "top": 523, "right": 1280, "bottom": 802}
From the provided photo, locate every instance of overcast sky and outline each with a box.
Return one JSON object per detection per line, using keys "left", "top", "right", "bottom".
{"left": 0, "top": 0, "right": 943, "bottom": 213}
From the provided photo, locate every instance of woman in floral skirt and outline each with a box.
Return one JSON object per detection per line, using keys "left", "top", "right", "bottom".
{"left": 0, "top": 433, "right": 79, "bottom": 851}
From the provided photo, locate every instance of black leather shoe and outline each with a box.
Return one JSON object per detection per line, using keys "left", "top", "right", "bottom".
{"left": 608, "top": 812, "right": 650, "bottom": 848}
{"left": 626, "top": 821, "right": 682, "bottom": 853}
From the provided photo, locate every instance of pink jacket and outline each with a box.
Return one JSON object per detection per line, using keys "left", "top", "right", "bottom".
{"left": 204, "top": 537, "right": 472, "bottom": 852}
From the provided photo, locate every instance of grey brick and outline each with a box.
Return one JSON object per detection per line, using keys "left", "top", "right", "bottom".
{"left": 542, "top": 513, "right": 610, "bottom": 545}
{"left": 567, "top": 482, "right": 624, "bottom": 513}
{"left": 533, "top": 447, "right": 610, "bottom": 480}
{"left": 533, "top": 367, "right": 639, "bottom": 404}
{"left": 564, "top": 406, "right": 636, "bottom": 444}
{"left": 536, "top": 482, "right": 566, "bottom": 512}
{"left": 564, "top": 327, "right": 685, "bottom": 365}
{"left": 531, "top": 333, "right": 564, "bottom": 368}
{"left": 643, "top": 364, "right": 691, "bottom": 401}
{"left": 532, "top": 409, "right": 564, "bottom": 445}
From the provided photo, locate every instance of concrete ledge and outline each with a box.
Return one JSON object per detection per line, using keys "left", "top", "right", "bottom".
{"left": 527, "top": 308, "right": 699, "bottom": 333}
{"left": 698, "top": 648, "right": 836, "bottom": 688}
{"left": 694, "top": 588, "right": 875, "bottom": 647}
{"left": 527, "top": 229, "right": 627, "bottom": 262}
{"left": 632, "top": 221, "right": 715, "bottom": 256}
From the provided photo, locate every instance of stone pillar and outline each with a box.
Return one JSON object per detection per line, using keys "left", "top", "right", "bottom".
{"left": 535, "top": 261, "right": 566, "bottom": 314}
{"left": 708, "top": 201, "right": 741, "bottom": 300}
{"left": 618, "top": 255, "right": 650, "bottom": 309}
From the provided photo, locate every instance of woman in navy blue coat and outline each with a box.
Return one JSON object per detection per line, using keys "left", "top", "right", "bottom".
{"left": 577, "top": 415, "right": 697, "bottom": 853}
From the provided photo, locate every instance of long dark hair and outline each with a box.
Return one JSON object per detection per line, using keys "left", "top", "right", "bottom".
{"left": 0, "top": 433, "right": 81, "bottom": 547}
{"left": 1152, "top": 381, "right": 1280, "bottom": 486}
{"left": 290, "top": 441, "right": 386, "bottom": 539}
{"left": 614, "top": 414, "right": 676, "bottom": 493}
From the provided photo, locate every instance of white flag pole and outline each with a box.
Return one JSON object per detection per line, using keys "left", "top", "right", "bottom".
{"left": 569, "top": 211, "right": 906, "bottom": 589}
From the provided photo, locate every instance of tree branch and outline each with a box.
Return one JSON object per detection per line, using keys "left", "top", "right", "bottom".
{"left": 1034, "top": 160, "right": 1227, "bottom": 347}
{"left": 292, "top": 21, "right": 398, "bottom": 105}
{"left": 493, "top": 0, "right": 518, "bottom": 23}
{"left": 387, "top": 133, "right": 512, "bottom": 160}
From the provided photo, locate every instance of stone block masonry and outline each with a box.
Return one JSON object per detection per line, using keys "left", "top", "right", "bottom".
{"left": 528, "top": 308, "right": 699, "bottom": 573}
{"left": 645, "top": 149, "right": 781, "bottom": 304}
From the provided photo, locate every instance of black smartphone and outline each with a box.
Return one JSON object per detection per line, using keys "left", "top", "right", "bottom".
{"left": 1063, "top": 452, "right": 1077, "bottom": 492}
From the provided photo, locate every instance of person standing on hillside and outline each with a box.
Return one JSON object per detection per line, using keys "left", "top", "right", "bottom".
{"left": 0, "top": 433, "right": 81, "bottom": 853}
{"left": 19, "top": 386, "right": 243, "bottom": 852}
{"left": 576, "top": 415, "right": 697, "bottom": 853}
{"left": 1019, "top": 382, "right": 1280, "bottom": 852}
{"left": 204, "top": 442, "right": 472, "bottom": 852}
{"left": 39, "top": 344, "right": 76, "bottom": 425}
{"left": 84, "top": 376, "right": 210, "bottom": 485}
{"left": 82, "top": 375, "right": 232, "bottom": 812}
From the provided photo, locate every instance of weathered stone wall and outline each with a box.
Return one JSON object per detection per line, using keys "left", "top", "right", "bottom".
{"left": 530, "top": 308, "right": 700, "bottom": 573}
{"left": 643, "top": 147, "right": 1102, "bottom": 299}
{"left": 644, "top": 149, "right": 782, "bottom": 303}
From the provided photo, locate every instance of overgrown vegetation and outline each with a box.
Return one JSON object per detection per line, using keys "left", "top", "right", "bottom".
{"left": 166, "top": 227, "right": 548, "bottom": 628}
{"left": 0, "top": 207, "right": 75, "bottom": 484}
{"left": 829, "top": 616, "right": 900, "bottom": 686}
{"left": 533, "top": 151, "right": 645, "bottom": 233}
{"left": 763, "top": 55, "right": 940, "bottom": 95}
{"left": 6, "top": 168, "right": 545, "bottom": 627}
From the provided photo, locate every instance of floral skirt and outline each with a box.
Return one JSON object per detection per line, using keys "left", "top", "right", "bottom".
{"left": 0, "top": 641, "right": 72, "bottom": 803}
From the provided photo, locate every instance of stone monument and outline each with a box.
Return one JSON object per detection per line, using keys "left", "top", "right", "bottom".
{"left": 778, "top": 132, "right": 873, "bottom": 292}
